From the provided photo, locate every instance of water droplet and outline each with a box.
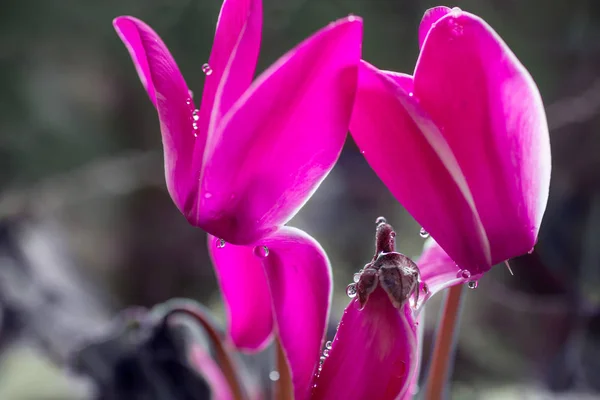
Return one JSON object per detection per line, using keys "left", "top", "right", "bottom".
{"left": 451, "top": 6, "right": 462, "bottom": 15}
{"left": 346, "top": 283, "right": 357, "bottom": 298}
{"left": 215, "top": 238, "right": 225, "bottom": 248}
{"left": 253, "top": 245, "right": 269, "bottom": 258}
{"left": 325, "top": 341, "right": 332, "bottom": 350}
{"left": 269, "top": 371, "right": 280, "bottom": 381}
{"left": 375, "top": 216, "right": 387, "bottom": 225}
{"left": 457, "top": 269, "right": 470, "bottom": 280}
{"left": 323, "top": 349, "right": 329, "bottom": 357}
{"left": 202, "top": 63, "right": 213, "bottom": 76}
{"left": 408, "top": 92, "right": 414, "bottom": 97}
{"left": 319, "top": 355, "right": 326, "bottom": 364}
{"left": 192, "top": 122, "right": 198, "bottom": 130}
{"left": 360, "top": 150, "right": 365, "bottom": 155}
{"left": 467, "top": 280, "right": 478, "bottom": 289}
{"left": 390, "top": 231, "right": 396, "bottom": 238}
{"left": 353, "top": 272, "right": 361, "bottom": 283}
{"left": 347, "top": 13, "right": 357, "bottom": 22}
{"left": 419, "top": 228, "right": 429, "bottom": 238}
{"left": 192, "top": 109, "right": 200, "bottom": 121}
{"left": 204, "top": 192, "right": 212, "bottom": 199}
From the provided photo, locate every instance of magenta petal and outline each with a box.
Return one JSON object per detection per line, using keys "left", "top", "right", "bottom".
{"left": 208, "top": 235, "right": 273, "bottom": 351}
{"left": 312, "top": 288, "right": 418, "bottom": 400}
{"left": 197, "top": 0, "right": 262, "bottom": 140}
{"left": 114, "top": 17, "right": 197, "bottom": 214}
{"left": 197, "top": 17, "right": 363, "bottom": 244}
{"left": 350, "top": 61, "right": 492, "bottom": 275}
{"left": 258, "top": 227, "right": 332, "bottom": 400}
{"left": 418, "top": 6, "right": 451, "bottom": 50}
{"left": 417, "top": 239, "right": 472, "bottom": 304}
{"left": 414, "top": 9, "right": 551, "bottom": 270}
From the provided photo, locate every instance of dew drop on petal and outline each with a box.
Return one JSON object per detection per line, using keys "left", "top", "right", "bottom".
{"left": 253, "top": 245, "right": 269, "bottom": 258}
{"left": 419, "top": 228, "right": 429, "bottom": 238}
{"left": 468, "top": 280, "right": 478, "bottom": 289}
{"left": 215, "top": 238, "right": 225, "bottom": 249}
{"left": 347, "top": 13, "right": 357, "bottom": 22}
{"left": 346, "top": 283, "right": 357, "bottom": 298}
{"left": 269, "top": 371, "right": 280, "bottom": 381}
{"left": 408, "top": 92, "right": 414, "bottom": 97}
{"left": 457, "top": 269, "right": 470, "bottom": 280}
{"left": 192, "top": 109, "right": 200, "bottom": 121}
{"left": 375, "top": 216, "right": 387, "bottom": 225}
{"left": 201, "top": 63, "right": 213, "bottom": 76}
{"left": 323, "top": 349, "right": 329, "bottom": 357}
{"left": 325, "top": 341, "right": 332, "bottom": 350}
{"left": 353, "top": 272, "right": 361, "bottom": 283}
{"left": 319, "top": 356, "right": 326, "bottom": 365}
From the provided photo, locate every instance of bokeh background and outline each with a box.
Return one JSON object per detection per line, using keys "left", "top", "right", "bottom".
{"left": 1, "top": 0, "right": 600, "bottom": 399}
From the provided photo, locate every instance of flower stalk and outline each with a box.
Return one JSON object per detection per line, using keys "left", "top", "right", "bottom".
{"left": 424, "top": 285, "right": 465, "bottom": 400}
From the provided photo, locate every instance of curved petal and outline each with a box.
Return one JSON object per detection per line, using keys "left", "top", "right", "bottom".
{"left": 208, "top": 235, "right": 273, "bottom": 351}
{"left": 258, "top": 227, "right": 332, "bottom": 400}
{"left": 414, "top": 9, "right": 551, "bottom": 268}
{"left": 197, "top": 0, "right": 262, "bottom": 142}
{"left": 418, "top": 6, "right": 451, "bottom": 50}
{"left": 114, "top": 17, "right": 197, "bottom": 215}
{"left": 197, "top": 17, "right": 363, "bottom": 244}
{"left": 349, "top": 60, "right": 491, "bottom": 275}
{"left": 312, "top": 288, "right": 418, "bottom": 400}
{"left": 414, "top": 238, "right": 483, "bottom": 310}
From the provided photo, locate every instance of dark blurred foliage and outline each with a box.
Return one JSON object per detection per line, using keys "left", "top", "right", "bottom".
{"left": 1, "top": 0, "right": 600, "bottom": 398}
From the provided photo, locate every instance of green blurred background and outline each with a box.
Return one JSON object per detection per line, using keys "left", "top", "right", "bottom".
{"left": 1, "top": 0, "right": 600, "bottom": 398}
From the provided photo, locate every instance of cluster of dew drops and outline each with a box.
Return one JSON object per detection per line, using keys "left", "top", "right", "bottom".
{"left": 214, "top": 238, "right": 270, "bottom": 258}
{"left": 187, "top": 63, "right": 214, "bottom": 138}
{"left": 315, "top": 340, "right": 333, "bottom": 378}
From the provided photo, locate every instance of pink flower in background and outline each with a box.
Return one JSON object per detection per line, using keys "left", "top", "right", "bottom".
{"left": 350, "top": 6, "right": 551, "bottom": 278}
{"left": 114, "top": 0, "right": 363, "bottom": 398}
{"left": 114, "top": 0, "right": 362, "bottom": 245}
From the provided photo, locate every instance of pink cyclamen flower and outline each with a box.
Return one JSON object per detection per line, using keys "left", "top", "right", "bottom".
{"left": 114, "top": 1, "right": 362, "bottom": 398}
{"left": 350, "top": 6, "right": 551, "bottom": 278}
{"left": 114, "top": 0, "right": 362, "bottom": 245}
{"left": 193, "top": 220, "right": 427, "bottom": 400}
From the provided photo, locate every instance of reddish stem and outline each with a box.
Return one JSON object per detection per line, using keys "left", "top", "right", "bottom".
{"left": 425, "top": 285, "right": 464, "bottom": 400}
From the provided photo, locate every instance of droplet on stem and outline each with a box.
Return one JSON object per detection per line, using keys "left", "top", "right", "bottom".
{"left": 467, "top": 281, "right": 478, "bottom": 289}
{"left": 269, "top": 371, "right": 280, "bottom": 381}
{"left": 375, "top": 216, "right": 387, "bottom": 225}
{"left": 353, "top": 272, "right": 361, "bottom": 283}
{"left": 419, "top": 227, "right": 429, "bottom": 238}
{"left": 202, "top": 63, "right": 213, "bottom": 76}
{"left": 215, "top": 238, "right": 225, "bottom": 249}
